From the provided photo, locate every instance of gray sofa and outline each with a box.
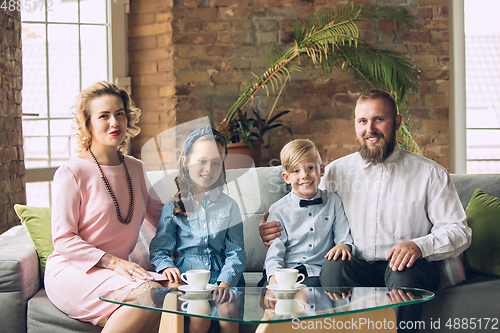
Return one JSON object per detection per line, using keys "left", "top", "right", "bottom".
{"left": 1, "top": 166, "right": 499, "bottom": 333}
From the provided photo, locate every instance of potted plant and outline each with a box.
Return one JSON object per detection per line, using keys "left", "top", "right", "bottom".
{"left": 223, "top": 108, "right": 293, "bottom": 168}
{"left": 219, "top": 3, "right": 422, "bottom": 164}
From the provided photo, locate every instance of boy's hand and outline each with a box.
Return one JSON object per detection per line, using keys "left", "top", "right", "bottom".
{"left": 162, "top": 267, "right": 182, "bottom": 283}
{"left": 259, "top": 212, "right": 282, "bottom": 247}
{"left": 325, "top": 243, "right": 352, "bottom": 261}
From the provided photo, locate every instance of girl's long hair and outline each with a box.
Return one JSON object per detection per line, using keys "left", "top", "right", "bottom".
{"left": 173, "top": 135, "right": 227, "bottom": 216}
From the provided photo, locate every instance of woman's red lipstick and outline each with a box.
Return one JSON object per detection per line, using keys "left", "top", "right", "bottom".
{"left": 109, "top": 130, "right": 122, "bottom": 136}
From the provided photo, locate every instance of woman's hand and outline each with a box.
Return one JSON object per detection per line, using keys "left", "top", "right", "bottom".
{"left": 97, "top": 253, "right": 152, "bottom": 282}
{"left": 162, "top": 267, "right": 182, "bottom": 284}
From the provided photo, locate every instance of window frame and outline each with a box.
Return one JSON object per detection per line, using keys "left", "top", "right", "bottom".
{"left": 22, "top": 0, "right": 130, "bottom": 202}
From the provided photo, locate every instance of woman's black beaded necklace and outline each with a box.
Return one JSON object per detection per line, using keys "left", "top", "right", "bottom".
{"left": 88, "top": 148, "right": 134, "bottom": 225}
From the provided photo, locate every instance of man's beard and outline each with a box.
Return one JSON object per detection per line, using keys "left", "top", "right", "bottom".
{"left": 357, "top": 127, "right": 397, "bottom": 165}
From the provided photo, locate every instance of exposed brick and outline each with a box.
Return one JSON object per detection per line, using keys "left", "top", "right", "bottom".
{"left": 158, "top": 59, "right": 175, "bottom": 72}
{"left": 422, "top": 120, "right": 448, "bottom": 132}
{"left": 159, "top": 85, "right": 176, "bottom": 97}
{"left": 430, "top": 30, "right": 449, "bottom": 43}
{"left": 219, "top": 32, "right": 253, "bottom": 44}
{"left": 130, "top": 48, "right": 172, "bottom": 62}
{"left": 184, "top": 20, "right": 203, "bottom": 31}
{"left": 213, "top": 0, "right": 240, "bottom": 6}
{"left": 130, "top": 62, "right": 158, "bottom": 77}
{"left": 132, "top": 22, "right": 171, "bottom": 37}
{"left": 175, "top": 8, "right": 217, "bottom": 20}
{"left": 317, "top": 134, "right": 355, "bottom": 146}
{"left": 419, "top": 7, "right": 433, "bottom": 20}
{"left": 129, "top": 36, "right": 157, "bottom": 51}
{"left": 425, "top": 93, "right": 448, "bottom": 106}
{"left": 256, "top": 32, "right": 279, "bottom": 45}
{"left": 130, "top": 0, "right": 171, "bottom": 14}
{"left": 416, "top": 20, "right": 448, "bottom": 30}
{"left": 254, "top": 19, "right": 280, "bottom": 32}
{"left": 137, "top": 72, "right": 176, "bottom": 86}
{"left": 378, "top": 20, "right": 399, "bottom": 31}
{"left": 176, "top": 71, "right": 211, "bottom": 84}
{"left": 205, "top": 46, "right": 231, "bottom": 57}
{"left": 156, "top": 13, "right": 173, "bottom": 22}
{"left": 177, "top": 45, "right": 204, "bottom": 58}
{"left": 402, "top": 31, "right": 431, "bottom": 43}
{"left": 433, "top": 6, "right": 449, "bottom": 19}
{"left": 205, "top": 21, "right": 230, "bottom": 32}
{"left": 129, "top": 0, "right": 452, "bottom": 168}
{"left": 335, "top": 94, "right": 354, "bottom": 105}
{"left": 326, "top": 148, "right": 354, "bottom": 161}
{"left": 157, "top": 35, "right": 173, "bottom": 48}
{"left": 418, "top": 0, "right": 446, "bottom": 5}
{"left": 434, "top": 107, "right": 449, "bottom": 119}
{"left": 183, "top": 0, "right": 205, "bottom": 7}
{"left": 132, "top": 86, "right": 159, "bottom": 99}
{"left": 173, "top": 33, "right": 217, "bottom": 45}
{"left": 129, "top": 13, "right": 156, "bottom": 26}
{"left": 219, "top": 7, "right": 252, "bottom": 19}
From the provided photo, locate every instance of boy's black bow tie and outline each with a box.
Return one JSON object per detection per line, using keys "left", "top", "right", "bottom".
{"left": 299, "top": 197, "right": 323, "bottom": 207}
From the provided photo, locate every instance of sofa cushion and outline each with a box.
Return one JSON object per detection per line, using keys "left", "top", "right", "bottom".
{"left": 464, "top": 188, "right": 500, "bottom": 277}
{"left": 28, "top": 288, "right": 102, "bottom": 333}
{"left": 14, "top": 204, "right": 53, "bottom": 277}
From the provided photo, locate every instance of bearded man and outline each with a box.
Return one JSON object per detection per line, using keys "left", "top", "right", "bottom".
{"left": 259, "top": 90, "right": 472, "bottom": 331}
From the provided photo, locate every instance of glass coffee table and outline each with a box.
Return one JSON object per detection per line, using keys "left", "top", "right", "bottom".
{"left": 100, "top": 286, "right": 434, "bottom": 333}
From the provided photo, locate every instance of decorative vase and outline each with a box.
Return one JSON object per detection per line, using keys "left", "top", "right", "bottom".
{"left": 225, "top": 141, "right": 262, "bottom": 169}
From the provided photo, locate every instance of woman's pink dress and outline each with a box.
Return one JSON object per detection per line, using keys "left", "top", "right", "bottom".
{"left": 44, "top": 156, "right": 163, "bottom": 325}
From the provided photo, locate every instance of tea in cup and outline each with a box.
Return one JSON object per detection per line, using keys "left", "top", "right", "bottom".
{"left": 180, "top": 269, "right": 210, "bottom": 290}
{"left": 274, "top": 268, "right": 305, "bottom": 290}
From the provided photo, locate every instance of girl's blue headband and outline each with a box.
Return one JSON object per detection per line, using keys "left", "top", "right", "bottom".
{"left": 182, "top": 126, "right": 228, "bottom": 160}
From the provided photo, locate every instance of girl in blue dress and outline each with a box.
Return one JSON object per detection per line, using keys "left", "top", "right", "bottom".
{"left": 150, "top": 126, "right": 246, "bottom": 333}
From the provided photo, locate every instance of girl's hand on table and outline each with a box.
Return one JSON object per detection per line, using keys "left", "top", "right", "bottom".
{"left": 162, "top": 267, "right": 182, "bottom": 284}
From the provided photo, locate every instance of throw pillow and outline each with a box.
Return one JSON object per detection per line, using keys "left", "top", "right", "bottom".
{"left": 13, "top": 204, "right": 53, "bottom": 277}
{"left": 464, "top": 189, "right": 500, "bottom": 277}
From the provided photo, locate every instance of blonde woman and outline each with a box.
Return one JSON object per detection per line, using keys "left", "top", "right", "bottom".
{"left": 44, "top": 81, "right": 164, "bottom": 333}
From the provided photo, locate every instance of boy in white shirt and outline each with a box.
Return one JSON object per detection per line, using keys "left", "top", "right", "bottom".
{"left": 265, "top": 139, "right": 355, "bottom": 287}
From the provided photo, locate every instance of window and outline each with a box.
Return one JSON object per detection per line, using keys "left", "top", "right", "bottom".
{"left": 464, "top": 0, "right": 500, "bottom": 174}
{"left": 21, "top": 0, "right": 129, "bottom": 206}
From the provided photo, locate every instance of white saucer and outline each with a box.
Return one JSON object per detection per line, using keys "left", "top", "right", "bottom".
{"left": 178, "top": 284, "right": 218, "bottom": 294}
{"left": 266, "top": 283, "right": 306, "bottom": 293}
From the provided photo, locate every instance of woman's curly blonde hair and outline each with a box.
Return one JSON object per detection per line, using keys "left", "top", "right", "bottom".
{"left": 73, "top": 81, "right": 141, "bottom": 154}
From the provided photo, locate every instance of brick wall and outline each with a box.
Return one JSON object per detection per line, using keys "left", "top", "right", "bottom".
{"left": 128, "top": 0, "right": 177, "bottom": 164}
{"left": 0, "top": 10, "right": 25, "bottom": 234}
{"left": 129, "top": 0, "right": 450, "bottom": 169}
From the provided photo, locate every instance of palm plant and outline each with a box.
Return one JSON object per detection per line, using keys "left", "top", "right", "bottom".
{"left": 219, "top": 3, "right": 421, "bottom": 153}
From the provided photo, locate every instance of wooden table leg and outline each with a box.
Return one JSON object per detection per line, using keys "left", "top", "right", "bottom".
{"left": 256, "top": 308, "right": 397, "bottom": 333}
{"left": 159, "top": 292, "right": 184, "bottom": 333}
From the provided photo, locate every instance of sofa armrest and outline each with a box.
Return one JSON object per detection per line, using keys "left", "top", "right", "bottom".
{"left": 0, "top": 225, "right": 42, "bottom": 333}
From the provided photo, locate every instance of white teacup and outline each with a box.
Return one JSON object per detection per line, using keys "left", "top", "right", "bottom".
{"left": 274, "top": 299, "right": 307, "bottom": 315}
{"left": 181, "top": 269, "right": 210, "bottom": 290}
{"left": 181, "top": 299, "right": 211, "bottom": 315}
{"left": 274, "top": 268, "right": 305, "bottom": 290}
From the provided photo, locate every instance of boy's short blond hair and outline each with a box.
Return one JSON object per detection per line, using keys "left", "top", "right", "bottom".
{"left": 280, "top": 139, "right": 322, "bottom": 173}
